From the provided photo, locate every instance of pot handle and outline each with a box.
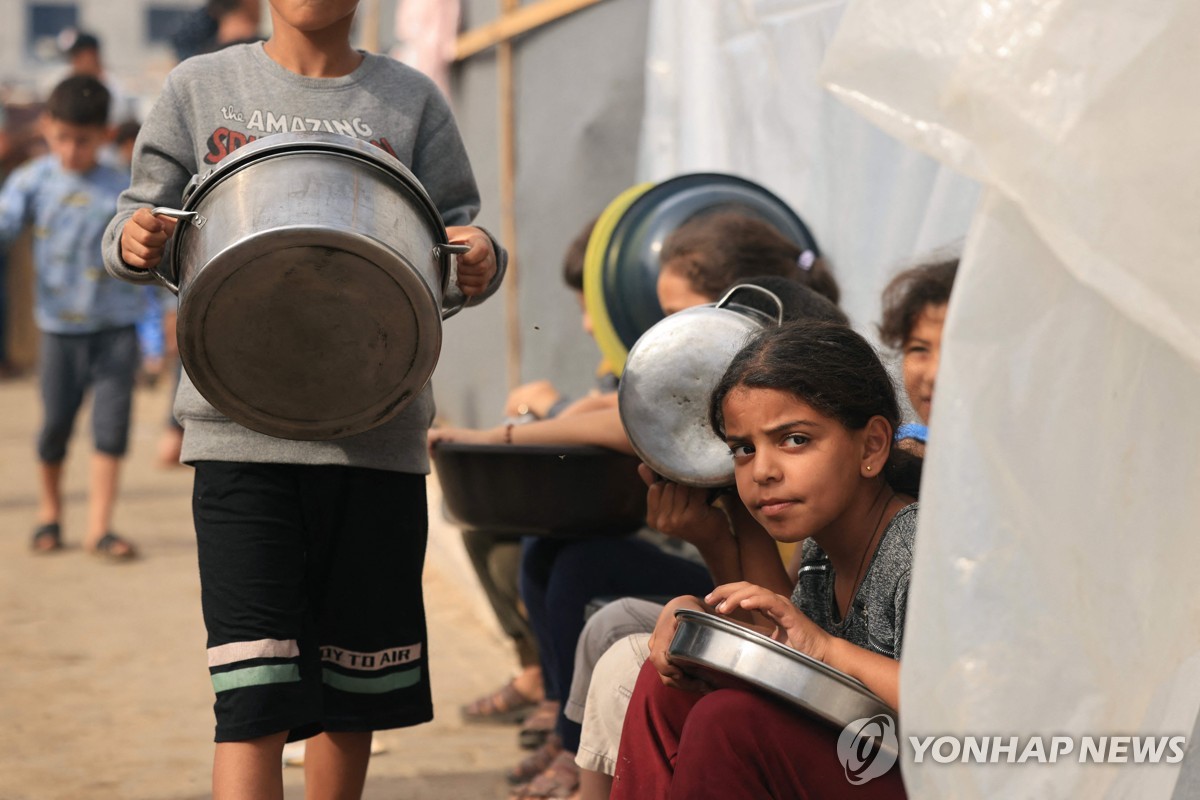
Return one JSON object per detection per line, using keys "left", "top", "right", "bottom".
{"left": 147, "top": 207, "right": 203, "bottom": 295}
{"left": 434, "top": 243, "right": 474, "bottom": 319}
{"left": 715, "top": 284, "right": 785, "bottom": 326}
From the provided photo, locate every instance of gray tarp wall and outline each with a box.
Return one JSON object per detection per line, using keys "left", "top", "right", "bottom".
{"left": 431, "top": 0, "right": 649, "bottom": 427}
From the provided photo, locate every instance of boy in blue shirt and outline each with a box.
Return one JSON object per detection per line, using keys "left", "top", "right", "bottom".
{"left": 0, "top": 75, "right": 144, "bottom": 559}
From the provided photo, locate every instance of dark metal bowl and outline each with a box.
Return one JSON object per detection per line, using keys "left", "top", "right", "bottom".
{"left": 431, "top": 442, "right": 648, "bottom": 537}
{"left": 599, "top": 173, "right": 820, "bottom": 352}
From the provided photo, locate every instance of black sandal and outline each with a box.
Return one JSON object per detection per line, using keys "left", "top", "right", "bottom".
{"left": 91, "top": 532, "right": 137, "bottom": 561}
{"left": 31, "top": 523, "right": 63, "bottom": 553}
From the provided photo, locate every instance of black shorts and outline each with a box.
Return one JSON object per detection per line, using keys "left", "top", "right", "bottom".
{"left": 193, "top": 461, "right": 431, "bottom": 742}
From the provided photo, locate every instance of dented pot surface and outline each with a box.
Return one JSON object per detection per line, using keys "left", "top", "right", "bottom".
{"left": 618, "top": 285, "right": 783, "bottom": 487}
{"left": 155, "top": 133, "right": 468, "bottom": 441}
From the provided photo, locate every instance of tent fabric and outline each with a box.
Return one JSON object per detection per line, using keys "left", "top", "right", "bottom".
{"left": 637, "top": 0, "right": 980, "bottom": 333}
{"left": 819, "top": 0, "right": 1200, "bottom": 796}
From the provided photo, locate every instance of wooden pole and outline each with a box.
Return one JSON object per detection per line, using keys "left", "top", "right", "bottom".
{"left": 455, "top": 0, "right": 607, "bottom": 61}
{"left": 498, "top": 0, "right": 522, "bottom": 390}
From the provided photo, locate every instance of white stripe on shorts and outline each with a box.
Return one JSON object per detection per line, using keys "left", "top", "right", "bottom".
{"left": 207, "top": 638, "right": 300, "bottom": 668}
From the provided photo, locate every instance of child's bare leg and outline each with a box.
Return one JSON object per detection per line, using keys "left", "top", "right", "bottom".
{"left": 37, "top": 461, "right": 64, "bottom": 526}
{"left": 213, "top": 731, "right": 288, "bottom": 800}
{"left": 513, "top": 664, "right": 543, "bottom": 700}
{"left": 85, "top": 452, "right": 122, "bottom": 548}
{"left": 579, "top": 767, "right": 613, "bottom": 800}
{"left": 303, "top": 731, "right": 372, "bottom": 800}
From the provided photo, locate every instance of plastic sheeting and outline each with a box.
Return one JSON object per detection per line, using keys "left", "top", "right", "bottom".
{"left": 821, "top": 1, "right": 1200, "bottom": 797}
{"left": 637, "top": 1, "right": 980, "bottom": 333}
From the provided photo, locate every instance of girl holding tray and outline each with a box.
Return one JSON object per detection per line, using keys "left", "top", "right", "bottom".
{"left": 611, "top": 320, "right": 919, "bottom": 799}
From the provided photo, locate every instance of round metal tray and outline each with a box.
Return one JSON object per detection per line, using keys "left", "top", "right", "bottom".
{"left": 668, "top": 610, "right": 896, "bottom": 736}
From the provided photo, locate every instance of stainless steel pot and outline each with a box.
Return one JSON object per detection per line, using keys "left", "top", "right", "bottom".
{"left": 618, "top": 285, "right": 783, "bottom": 487}
{"left": 152, "top": 132, "right": 471, "bottom": 441}
{"left": 669, "top": 610, "right": 897, "bottom": 747}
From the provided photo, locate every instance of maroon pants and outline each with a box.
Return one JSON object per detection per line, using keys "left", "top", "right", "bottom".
{"left": 611, "top": 661, "right": 907, "bottom": 800}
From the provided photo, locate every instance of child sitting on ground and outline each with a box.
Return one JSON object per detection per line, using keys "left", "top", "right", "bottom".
{"left": 609, "top": 320, "right": 920, "bottom": 799}
{"left": 0, "top": 75, "right": 144, "bottom": 559}
{"left": 431, "top": 211, "right": 840, "bottom": 800}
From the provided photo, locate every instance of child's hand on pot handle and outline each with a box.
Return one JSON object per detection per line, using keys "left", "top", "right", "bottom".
{"left": 120, "top": 208, "right": 178, "bottom": 270}
{"left": 446, "top": 226, "right": 497, "bottom": 297}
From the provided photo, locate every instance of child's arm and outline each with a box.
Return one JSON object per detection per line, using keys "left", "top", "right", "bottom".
{"left": 428, "top": 405, "right": 634, "bottom": 455}
{"left": 637, "top": 465, "right": 742, "bottom": 586}
{"left": 726, "top": 501, "right": 794, "bottom": 595}
{"left": 706, "top": 581, "right": 900, "bottom": 710}
{"left": 103, "top": 73, "right": 194, "bottom": 283}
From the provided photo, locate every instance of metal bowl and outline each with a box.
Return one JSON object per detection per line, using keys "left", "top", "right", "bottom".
{"left": 619, "top": 285, "right": 782, "bottom": 487}
{"left": 669, "top": 610, "right": 896, "bottom": 740}
{"left": 431, "top": 442, "right": 647, "bottom": 537}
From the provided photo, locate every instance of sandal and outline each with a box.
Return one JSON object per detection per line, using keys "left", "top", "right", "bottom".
{"left": 511, "top": 751, "right": 581, "bottom": 799}
{"left": 461, "top": 678, "right": 541, "bottom": 725}
{"left": 90, "top": 532, "right": 137, "bottom": 561}
{"left": 507, "top": 733, "right": 562, "bottom": 785}
{"left": 31, "top": 523, "right": 63, "bottom": 553}
{"left": 519, "top": 700, "right": 560, "bottom": 750}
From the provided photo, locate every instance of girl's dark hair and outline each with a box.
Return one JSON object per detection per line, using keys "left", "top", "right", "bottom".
{"left": 709, "top": 320, "right": 922, "bottom": 497}
{"left": 661, "top": 210, "right": 840, "bottom": 304}
{"left": 561, "top": 217, "right": 598, "bottom": 292}
{"left": 45, "top": 76, "right": 110, "bottom": 127}
{"left": 878, "top": 258, "right": 958, "bottom": 349}
{"left": 735, "top": 275, "right": 848, "bottom": 326}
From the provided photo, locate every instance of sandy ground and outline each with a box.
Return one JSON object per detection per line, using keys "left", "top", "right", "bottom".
{"left": 0, "top": 375, "right": 525, "bottom": 800}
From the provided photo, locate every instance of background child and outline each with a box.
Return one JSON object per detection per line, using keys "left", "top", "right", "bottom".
{"left": 0, "top": 75, "right": 143, "bottom": 559}
{"left": 610, "top": 320, "right": 919, "bottom": 799}
{"left": 102, "top": 2, "right": 504, "bottom": 797}
{"left": 460, "top": 218, "right": 602, "bottom": 729}
{"left": 879, "top": 257, "right": 958, "bottom": 455}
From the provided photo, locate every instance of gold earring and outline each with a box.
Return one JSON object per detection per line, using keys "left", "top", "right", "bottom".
{"left": 866, "top": 466, "right": 872, "bottom": 472}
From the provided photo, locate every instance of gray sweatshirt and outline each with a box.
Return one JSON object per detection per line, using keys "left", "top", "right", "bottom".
{"left": 103, "top": 44, "right": 504, "bottom": 473}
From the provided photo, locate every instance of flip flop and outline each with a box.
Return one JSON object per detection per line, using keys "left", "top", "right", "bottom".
{"left": 508, "top": 734, "right": 563, "bottom": 786}
{"left": 91, "top": 531, "right": 137, "bottom": 561}
{"left": 519, "top": 700, "right": 560, "bottom": 750}
{"left": 511, "top": 751, "right": 581, "bottom": 799}
{"left": 31, "top": 523, "right": 63, "bottom": 553}
{"left": 461, "top": 678, "right": 541, "bottom": 725}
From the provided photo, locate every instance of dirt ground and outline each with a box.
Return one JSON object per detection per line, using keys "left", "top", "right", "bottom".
{"left": 0, "top": 375, "right": 525, "bottom": 800}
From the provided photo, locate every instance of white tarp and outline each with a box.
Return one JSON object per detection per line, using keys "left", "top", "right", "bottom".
{"left": 820, "top": 0, "right": 1200, "bottom": 797}
{"left": 638, "top": 1, "right": 980, "bottom": 333}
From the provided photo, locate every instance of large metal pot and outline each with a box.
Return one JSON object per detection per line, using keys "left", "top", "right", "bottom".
{"left": 669, "top": 610, "right": 897, "bottom": 746}
{"left": 618, "top": 284, "right": 783, "bottom": 487}
{"left": 151, "top": 132, "right": 470, "bottom": 441}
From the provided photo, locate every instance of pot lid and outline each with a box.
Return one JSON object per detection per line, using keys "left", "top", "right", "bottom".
{"left": 584, "top": 173, "right": 818, "bottom": 377}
